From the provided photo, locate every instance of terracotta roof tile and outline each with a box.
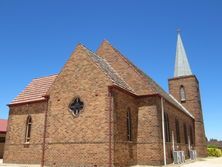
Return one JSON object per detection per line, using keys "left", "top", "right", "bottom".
{"left": 0, "top": 119, "right": 8, "bottom": 132}
{"left": 10, "top": 75, "right": 57, "bottom": 105}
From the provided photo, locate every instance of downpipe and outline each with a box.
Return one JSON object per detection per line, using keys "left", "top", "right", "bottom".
{"left": 41, "top": 97, "right": 49, "bottom": 167}
{"left": 161, "top": 97, "right": 167, "bottom": 166}
{"left": 108, "top": 88, "right": 113, "bottom": 167}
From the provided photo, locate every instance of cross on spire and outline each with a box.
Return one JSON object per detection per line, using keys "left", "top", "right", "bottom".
{"left": 176, "top": 28, "right": 181, "bottom": 33}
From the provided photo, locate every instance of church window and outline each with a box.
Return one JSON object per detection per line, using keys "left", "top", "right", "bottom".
{"left": 25, "top": 115, "right": 32, "bottom": 143}
{"left": 69, "top": 97, "right": 84, "bottom": 117}
{"left": 190, "top": 126, "right": 194, "bottom": 144}
{"left": 175, "top": 119, "right": 180, "bottom": 143}
{"left": 0, "top": 137, "right": 5, "bottom": 143}
{"left": 184, "top": 123, "right": 188, "bottom": 144}
{"left": 164, "top": 112, "right": 170, "bottom": 142}
{"left": 127, "top": 108, "right": 132, "bottom": 141}
{"left": 180, "top": 85, "right": 186, "bottom": 102}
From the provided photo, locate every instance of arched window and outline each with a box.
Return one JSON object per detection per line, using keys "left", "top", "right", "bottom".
{"left": 180, "top": 85, "right": 186, "bottom": 102}
{"left": 164, "top": 112, "right": 170, "bottom": 142}
{"left": 175, "top": 119, "right": 180, "bottom": 143}
{"left": 190, "top": 126, "right": 194, "bottom": 145}
{"left": 127, "top": 109, "right": 132, "bottom": 141}
{"left": 25, "top": 115, "right": 32, "bottom": 143}
{"left": 183, "top": 123, "right": 188, "bottom": 144}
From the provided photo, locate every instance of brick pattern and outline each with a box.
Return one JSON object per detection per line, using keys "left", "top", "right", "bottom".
{"left": 168, "top": 75, "right": 207, "bottom": 157}
{"left": 112, "top": 89, "right": 138, "bottom": 166}
{"left": 0, "top": 133, "right": 6, "bottom": 158}
{"left": 164, "top": 100, "right": 195, "bottom": 163}
{"left": 44, "top": 45, "right": 113, "bottom": 166}
{"left": 3, "top": 101, "right": 47, "bottom": 164}
{"left": 4, "top": 42, "right": 201, "bottom": 166}
{"left": 111, "top": 89, "right": 195, "bottom": 166}
{"left": 96, "top": 40, "right": 156, "bottom": 95}
{"left": 137, "top": 96, "right": 163, "bottom": 165}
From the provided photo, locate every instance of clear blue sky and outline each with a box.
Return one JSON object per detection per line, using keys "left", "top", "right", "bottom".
{"left": 0, "top": 0, "right": 221, "bottom": 140}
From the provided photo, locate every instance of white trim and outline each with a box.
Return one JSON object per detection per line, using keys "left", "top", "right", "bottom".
{"left": 169, "top": 94, "right": 194, "bottom": 119}
{"left": 161, "top": 97, "right": 167, "bottom": 166}
{"left": 172, "top": 131, "right": 175, "bottom": 151}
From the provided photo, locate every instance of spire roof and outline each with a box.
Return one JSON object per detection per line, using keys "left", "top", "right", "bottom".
{"left": 174, "top": 32, "right": 192, "bottom": 77}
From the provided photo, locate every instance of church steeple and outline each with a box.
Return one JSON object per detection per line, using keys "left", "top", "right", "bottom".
{"left": 174, "top": 31, "right": 192, "bottom": 77}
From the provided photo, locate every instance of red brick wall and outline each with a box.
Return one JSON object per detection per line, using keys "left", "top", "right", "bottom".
{"left": 4, "top": 101, "right": 47, "bottom": 164}
{"left": 168, "top": 75, "right": 207, "bottom": 157}
{"left": 44, "top": 45, "right": 113, "bottom": 166}
{"left": 4, "top": 42, "right": 203, "bottom": 166}
{"left": 164, "top": 100, "right": 195, "bottom": 163}
{"left": 112, "top": 88, "right": 138, "bottom": 166}
{"left": 96, "top": 40, "right": 155, "bottom": 95}
{"left": 137, "top": 96, "right": 163, "bottom": 166}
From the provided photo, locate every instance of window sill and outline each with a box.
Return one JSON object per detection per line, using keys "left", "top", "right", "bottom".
{"left": 181, "top": 99, "right": 186, "bottom": 103}
{"left": 23, "top": 142, "right": 30, "bottom": 148}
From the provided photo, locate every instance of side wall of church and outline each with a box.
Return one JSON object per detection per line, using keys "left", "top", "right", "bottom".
{"left": 163, "top": 101, "right": 195, "bottom": 164}
{"left": 3, "top": 101, "right": 47, "bottom": 164}
{"left": 44, "top": 45, "right": 113, "bottom": 167}
{"left": 137, "top": 96, "right": 163, "bottom": 166}
{"left": 112, "top": 88, "right": 138, "bottom": 167}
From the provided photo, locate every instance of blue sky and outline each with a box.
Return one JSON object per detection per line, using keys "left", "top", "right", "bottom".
{"left": 0, "top": 0, "right": 221, "bottom": 140}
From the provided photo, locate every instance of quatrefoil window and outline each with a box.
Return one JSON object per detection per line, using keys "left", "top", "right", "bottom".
{"left": 69, "top": 97, "right": 84, "bottom": 117}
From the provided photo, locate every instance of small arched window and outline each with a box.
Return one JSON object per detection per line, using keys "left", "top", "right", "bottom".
{"left": 25, "top": 115, "right": 32, "bottom": 143}
{"left": 175, "top": 119, "right": 180, "bottom": 143}
{"left": 164, "top": 112, "right": 170, "bottom": 142}
{"left": 180, "top": 85, "right": 186, "bottom": 102}
{"left": 127, "top": 109, "right": 132, "bottom": 141}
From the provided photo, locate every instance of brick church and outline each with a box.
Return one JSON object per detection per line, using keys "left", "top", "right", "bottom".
{"left": 4, "top": 33, "right": 207, "bottom": 166}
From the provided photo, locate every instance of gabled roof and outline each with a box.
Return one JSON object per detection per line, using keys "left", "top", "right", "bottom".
{"left": 81, "top": 45, "right": 134, "bottom": 93}
{"left": 0, "top": 119, "right": 8, "bottom": 132}
{"left": 8, "top": 41, "right": 194, "bottom": 119}
{"left": 97, "top": 40, "right": 156, "bottom": 95}
{"left": 9, "top": 75, "right": 57, "bottom": 105}
{"left": 9, "top": 45, "right": 134, "bottom": 105}
{"left": 97, "top": 40, "right": 194, "bottom": 118}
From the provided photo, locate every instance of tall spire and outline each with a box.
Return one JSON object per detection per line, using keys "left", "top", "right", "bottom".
{"left": 174, "top": 31, "right": 192, "bottom": 77}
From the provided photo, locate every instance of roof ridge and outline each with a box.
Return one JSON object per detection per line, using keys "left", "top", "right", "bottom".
{"left": 94, "top": 53, "right": 134, "bottom": 93}
{"left": 33, "top": 74, "right": 58, "bottom": 80}
{"left": 106, "top": 42, "right": 175, "bottom": 94}
{"left": 81, "top": 45, "right": 135, "bottom": 93}
{"left": 102, "top": 41, "right": 194, "bottom": 119}
{"left": 105, "top": 41, "right": 157, "bottom": 94}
